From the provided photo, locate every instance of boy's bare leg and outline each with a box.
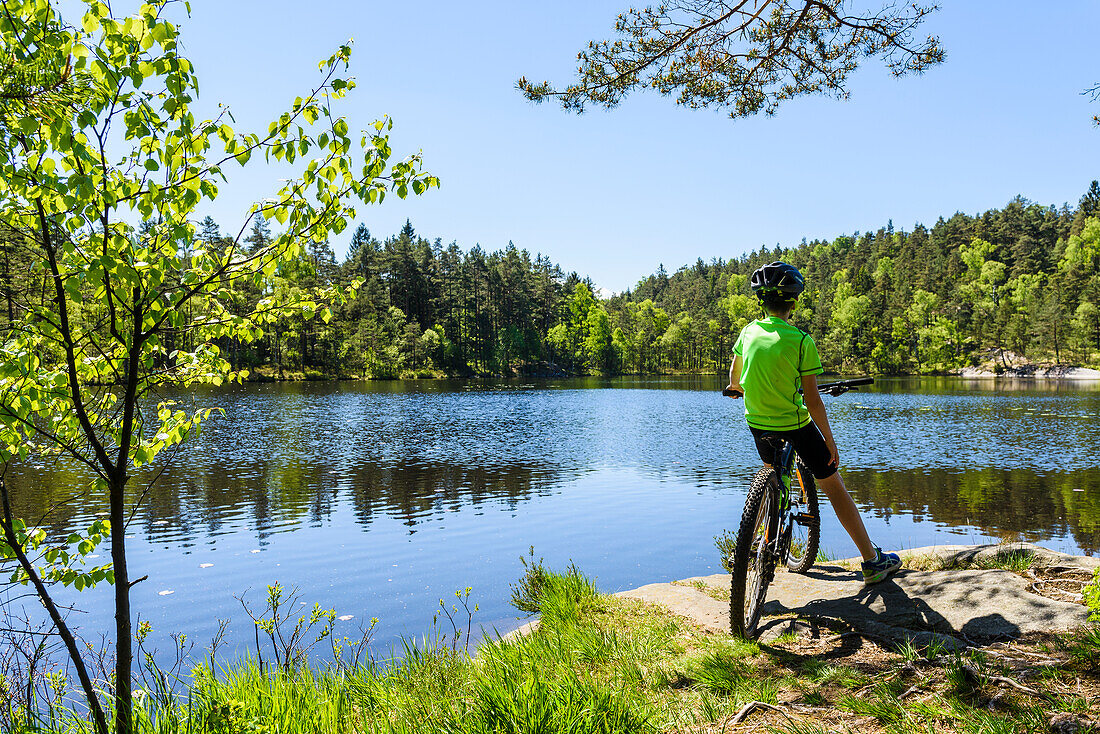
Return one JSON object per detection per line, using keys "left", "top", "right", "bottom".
{"left": 816, "top": 473, "right": 876, "bottom": 561}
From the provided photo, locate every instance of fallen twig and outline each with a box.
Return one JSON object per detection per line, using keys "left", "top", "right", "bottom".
{"left": 1045, "top": 565, "right": 1094, "bottom": 575}
{"left": 986, "top": 645, "right": 1063, "bottom": 662}
{"left": 987, "top": 674, "right": 1053, "bottom": 701}
{"left": 898, "top": 684, "right": 922, "bottom": 699}
{"left": 727, "top": 700, "right": 789, "bottom": 725}
{"left": 981, "top": 649, "right": 1061, "bottom": 667}
{"left": 1027, "top": 580, "right": 1082, "bottom": 602}
{"left": 854, "top": 670, "right": 901, "bottom": 694}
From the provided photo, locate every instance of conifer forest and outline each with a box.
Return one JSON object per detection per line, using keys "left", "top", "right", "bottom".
{"left": 4, "top": 185, "right": 1098, "bottom": 380}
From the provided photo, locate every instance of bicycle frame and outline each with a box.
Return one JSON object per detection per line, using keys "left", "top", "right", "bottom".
{"left": 760, "top": 438, "right": 796, "bottom": 562}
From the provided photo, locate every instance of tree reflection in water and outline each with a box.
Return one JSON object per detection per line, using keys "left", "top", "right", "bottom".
{"left": 845, "top": 467, "right": 1100, "bottom": 555}
{"left": 7, "top": 458, "right": 572, "bottom": 543}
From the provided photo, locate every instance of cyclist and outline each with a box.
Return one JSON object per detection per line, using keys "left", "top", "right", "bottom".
{"left": 726, "top": 261, "right": 901, "bottom": 584}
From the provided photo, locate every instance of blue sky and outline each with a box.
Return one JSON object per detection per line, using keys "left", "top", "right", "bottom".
{"left": 170, "top": 1, "right": 1100, "bottom": 293}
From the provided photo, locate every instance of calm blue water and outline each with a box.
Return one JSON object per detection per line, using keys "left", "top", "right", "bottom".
{"left": 4, "top": 376, "right": 1100, "bottom": 664}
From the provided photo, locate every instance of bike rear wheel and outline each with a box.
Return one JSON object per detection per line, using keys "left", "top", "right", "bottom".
{"left": 730, "top": 467, "right": 780, "bottom": 638}
{"left": 785, "top": 457, "right": 820, "bottom": 574}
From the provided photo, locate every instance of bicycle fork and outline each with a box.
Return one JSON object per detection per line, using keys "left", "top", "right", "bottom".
{"left": 757, "top": 477, "right": 790, "bottom": 579}
{"left": 771, "top": 444, "right": 797, "bottom": 563}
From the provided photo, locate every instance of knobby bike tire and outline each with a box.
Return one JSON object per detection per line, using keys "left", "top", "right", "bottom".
{"left": 785, "top": 457, "right": 820, "bottom": 574}
{"left": 729, "top": 467, "right": 780, "bottom": 638}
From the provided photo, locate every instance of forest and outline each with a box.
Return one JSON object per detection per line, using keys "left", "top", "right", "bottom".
{"left": 4, "top": 183, "right": 1099, "bottom": 379}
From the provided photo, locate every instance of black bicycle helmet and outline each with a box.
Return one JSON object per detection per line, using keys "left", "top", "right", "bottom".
{"left": 750, "top": 261, "right": 805, "bottom": 300}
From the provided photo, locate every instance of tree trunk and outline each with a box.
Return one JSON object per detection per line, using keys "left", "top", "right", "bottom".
{"left": 110, "top": 472, "right": 133, "bottom": 734}
{"left": 0, "top": 479, "right": 109, "bottom": 734}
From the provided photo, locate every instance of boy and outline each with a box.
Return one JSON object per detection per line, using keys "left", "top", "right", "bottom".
{"left": 726, "top": 261, "right": 901, "bottom": 584}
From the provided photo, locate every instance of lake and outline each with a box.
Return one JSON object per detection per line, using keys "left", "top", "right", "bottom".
{"left": 4, "top": 376, "right": 1100, "bottom": 663}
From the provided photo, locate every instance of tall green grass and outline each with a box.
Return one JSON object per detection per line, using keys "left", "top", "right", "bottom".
{"left": 78, "top": 563, "right": 655, "bottom": 734}
{"left": 16, "top": 560, "right": 1096, "bottom": 734}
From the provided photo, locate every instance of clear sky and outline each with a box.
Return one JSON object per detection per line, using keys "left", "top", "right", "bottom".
{"left": 165, "top": 1, "right": 1100, "bottom": 293}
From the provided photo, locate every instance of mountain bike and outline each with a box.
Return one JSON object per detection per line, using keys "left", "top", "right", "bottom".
{"left": 722, "top": 377, "right": 873, "bottom": 638}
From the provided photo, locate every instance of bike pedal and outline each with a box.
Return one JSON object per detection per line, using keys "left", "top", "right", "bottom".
{"left": 793, "top": 513, "right": 817, "bottom": 524}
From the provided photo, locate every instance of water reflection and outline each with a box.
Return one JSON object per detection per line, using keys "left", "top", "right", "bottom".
{"left": 7, "top": 376, "right": 1100, "bottom": 553}
{"left": 2, "top": 377, "right": 1100, "bottom": 660}
{"left": 847, "top": 467, "right": 1100, "bottom": 554}
{"left": 8, "top": 458, "right": 572, "bottom": 544}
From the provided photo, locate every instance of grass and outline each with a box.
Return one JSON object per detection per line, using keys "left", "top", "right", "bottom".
{"left": 895, "top": 635, "right": 953, "bottom": 662}
{"left": 1061, "top": 624, "right": 1100, "bottom": 670}
{"left": 670, "top": 578, "right": 728, "bottom": 603}
{"left": 972, "top": 550, "right": 1038, "bottom": 572}
{"left": 11, "top": 561, "right": 1100, "bottom": 734}
{"left": 815, "top": 547, "right": 840, "bottom": 563}
{"left": 902, "top": 546, "right": 1040, "bottom": 573}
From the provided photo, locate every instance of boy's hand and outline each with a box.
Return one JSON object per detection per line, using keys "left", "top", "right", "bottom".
{"left": 826, "top": 438, "right": 840, "bottom": 468}
{"left": 722, "top": 384, "right": 743, "bottom": 398}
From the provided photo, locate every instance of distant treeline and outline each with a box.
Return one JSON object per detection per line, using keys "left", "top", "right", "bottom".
{"left": 620, "top": 183, "right": 1100, "bottom": 375}
{"left": 4, "top": 184, "right": 1098, "bottom": 378}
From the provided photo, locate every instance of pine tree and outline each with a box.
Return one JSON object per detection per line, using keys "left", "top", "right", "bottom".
{"left": 199, "top": 215, "right": 221, "bottom": 245}
{"left": 245, "top": 215, "right": 272, "bottom": 253}
{"left": 1081, "top": 181, "right": 1100, "bottom": 219}
{"left": 348, "top": 223, "right": 371, "bottom": 262}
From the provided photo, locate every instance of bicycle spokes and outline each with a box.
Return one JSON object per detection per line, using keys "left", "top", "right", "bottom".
{"left": 743, "top": 488, "right": 778, "bottom": 624}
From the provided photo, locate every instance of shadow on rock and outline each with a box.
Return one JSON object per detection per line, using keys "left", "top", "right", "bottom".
{"left": 757, "top": 563, "right": 1070, "bottom": 647}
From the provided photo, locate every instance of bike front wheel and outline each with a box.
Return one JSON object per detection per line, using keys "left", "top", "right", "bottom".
{"left": 785, "top": 457, "right": 820, "bottom": 574}
{"left": 729, "top": 467, "right": 780, "bottom": 638}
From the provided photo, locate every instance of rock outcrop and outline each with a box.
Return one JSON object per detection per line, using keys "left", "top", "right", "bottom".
{"left": 615, "top": 543, "right": 1097, "bottom": 646}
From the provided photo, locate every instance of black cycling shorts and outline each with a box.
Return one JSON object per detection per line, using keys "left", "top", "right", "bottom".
{"left": 749, "top": 422, "right": 837, "bottom": 480}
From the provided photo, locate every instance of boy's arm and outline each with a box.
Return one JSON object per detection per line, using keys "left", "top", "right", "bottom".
{"left": 726, "top": 356, "right": 743, "bottom": 396}
{"left": 801, "top": 373, "right": 839, "bottom": 468}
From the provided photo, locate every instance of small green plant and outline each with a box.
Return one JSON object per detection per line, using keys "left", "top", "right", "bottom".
{"left": 509, "top": 547, "right": 594, "bottom": 618}
{"left": 697, "top": 690, "right": 727, "bottom": 723}
{"left": 837, "top": 686, "right": 905, "bottom": 725}
{"left": 895, "top": 638, "right": 921, "bottom": 662}
{"left": 801, "top": 661, "right": 866, "bottom": 689}
{"left": 714, "top": 530, "right": 736, "bottom": 572}
{"left": 330, "top": 617, "right": 378, "bottom": 673}
{"left": 814, "top": 547, "right": 838, "bottom": 563}
{"left": 801, "top": 689, "right": 827, "bottom": 707}
{"left": 237, "top": 583, "right": 336, "bottom": 674}
{"left": 976, "top": 550, "right": 1037, "bottom": 572}
{"left": 945, "top": 656, "right": 985, "bottom": 697}
{"left": 896, "top": 635, "right": 950, "bottom": 662}
{"left": 200, "top": 697, "right": 274, "bottom": 734}
{"left": 434, "top": 587, "right": 479, "bottom": 654}
{"left": 1083, "top": 568, "right": 1100, "bottom": 621}
{"left": 687, "top": 649, "right": 750, "bottom": 693}
{"left": 1063, "top": 624, "right": 1100, "bottom": 670}
{"left": 510, "top": 547, "right": 551, "bottom": 615}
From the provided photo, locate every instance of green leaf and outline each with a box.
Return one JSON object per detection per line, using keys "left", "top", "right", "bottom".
{"left": 150, "top": 22, "right": 169, "bottom": 43}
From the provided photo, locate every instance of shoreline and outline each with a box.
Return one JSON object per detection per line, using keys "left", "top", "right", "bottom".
{"left": 16, "top": 543, "right": 1099, "bottom": 731}
{"left": 956, "top": 365, "right": 1100, "bottom": 379}
{"left": 239, "top": 368, "right": 1100, "bottom": 383}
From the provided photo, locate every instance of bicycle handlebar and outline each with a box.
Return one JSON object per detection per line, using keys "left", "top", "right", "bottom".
{"left": 815, "top": 377, "right": 874, "bottom": 392}
{"left": 722, "top": 376, "right": 873, "bottom": 399}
